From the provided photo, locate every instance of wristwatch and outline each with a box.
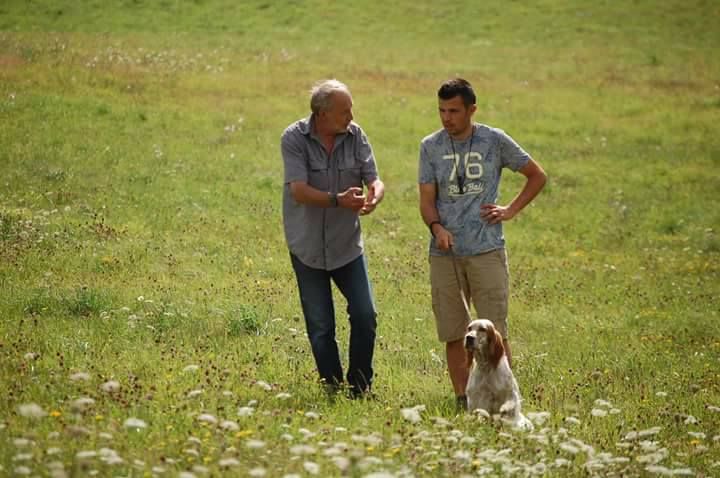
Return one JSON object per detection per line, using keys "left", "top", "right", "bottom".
{"left": 328, "top": 192, "right": 338, "bottom": 208}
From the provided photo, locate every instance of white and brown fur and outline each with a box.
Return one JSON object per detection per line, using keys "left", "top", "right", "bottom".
{"left": 465, "top": 319, "right": 533, "bottom": 430}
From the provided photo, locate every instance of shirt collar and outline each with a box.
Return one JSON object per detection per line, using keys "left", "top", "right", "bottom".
{"left": 299, "top": 115, "right": 356, "bottom": 138}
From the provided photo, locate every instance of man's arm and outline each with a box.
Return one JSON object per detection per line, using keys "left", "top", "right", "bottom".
{"left": 480, "top": 158, "right": 547, "bottom": 225}
{"left": 419, "top": 182, "right": 453, "bottom": 250}
{"left": 289, "top": 182, "right": 366, "bottom": 211}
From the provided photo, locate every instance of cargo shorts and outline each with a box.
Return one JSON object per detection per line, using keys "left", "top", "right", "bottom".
{"left": 430, "top": 248, "right": 509, "bottom": 342}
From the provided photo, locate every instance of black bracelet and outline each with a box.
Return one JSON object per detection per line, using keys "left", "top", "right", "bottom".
{"left": 428, "top": 220, "right": 442, "bottom": 237}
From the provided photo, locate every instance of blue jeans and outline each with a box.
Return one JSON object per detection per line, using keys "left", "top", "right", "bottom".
{"left": 290, "top": 253, "right": 377, "bottom": 393}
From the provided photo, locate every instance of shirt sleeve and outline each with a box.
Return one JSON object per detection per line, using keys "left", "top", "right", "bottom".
{"left": 281, "top": 127, "right": 309, "bottom": 184}
{"left": 497, "top": 128, "right": 531, "bottom": 172}
{"left": 418, "top": 141, "right": 435, "bottom": 184}
{"left": 357, "top": 130, "right": 379, "bottom": 185}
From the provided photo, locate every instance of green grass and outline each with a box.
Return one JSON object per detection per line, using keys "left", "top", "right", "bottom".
{"left": 1, "top": 0, "right": 719, "bottom": 476}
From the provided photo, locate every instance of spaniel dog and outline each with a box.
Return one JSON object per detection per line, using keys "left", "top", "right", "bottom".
{"left": 465, "top": 319, "right": 533, "bottom": 431}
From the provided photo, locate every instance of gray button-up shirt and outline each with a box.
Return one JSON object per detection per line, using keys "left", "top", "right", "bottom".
{"left": 281, "top": 116, "right": 379, "bottom": 270}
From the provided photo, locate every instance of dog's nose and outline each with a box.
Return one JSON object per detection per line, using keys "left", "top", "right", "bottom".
{"left": 464, "top": 335, "right": 475, "bottom": 349}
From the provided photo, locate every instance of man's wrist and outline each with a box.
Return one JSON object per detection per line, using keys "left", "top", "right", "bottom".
{"left": 428, "top": 220, "right": 442, "bottom": 237}
{"left": 328, "top": 192, "right": 338, "bottom": 208}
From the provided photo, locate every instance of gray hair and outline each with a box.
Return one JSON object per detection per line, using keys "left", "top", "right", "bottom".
{"left": 310, "top": 79, "right": 351, "bottom": 114}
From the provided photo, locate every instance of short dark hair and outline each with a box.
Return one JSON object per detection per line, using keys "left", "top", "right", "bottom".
{"left": 438, "top": 78, "right": 476, "bottom": 107}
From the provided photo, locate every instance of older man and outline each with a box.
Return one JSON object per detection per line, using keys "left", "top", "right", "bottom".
{"left": 281, "top": 79, "right": 384, "bottom": 397}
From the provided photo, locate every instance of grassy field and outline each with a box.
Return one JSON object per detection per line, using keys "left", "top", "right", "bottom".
{"left": 1, "top": 0, "right": 719, "bottom": 476}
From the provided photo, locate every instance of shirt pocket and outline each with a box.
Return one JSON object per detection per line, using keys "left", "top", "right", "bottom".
{"left": 307, "top": 156, "right": 329, "bottom": 191}
{"left": 337, "top": 155, "right": 362, "bottom": 191}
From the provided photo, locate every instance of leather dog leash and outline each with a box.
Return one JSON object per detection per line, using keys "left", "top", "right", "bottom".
{"left": 449, "top": 246, "right": 473, "bottom": 322}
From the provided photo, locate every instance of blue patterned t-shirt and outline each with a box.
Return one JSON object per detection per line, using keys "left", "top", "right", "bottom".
{"left": 418, "top": 123, "right": 530, "bottom": 256}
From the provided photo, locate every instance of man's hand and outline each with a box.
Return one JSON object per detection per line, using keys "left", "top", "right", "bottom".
{"left": 431, "top": 223, "right": 454, "bottom": 251}
{"left": 360, "top": 180, "right": 384, "bottom": 216}
{"left": 480, "top": 204, "right": 514, "bottom": 225}
{"left": 338, "top": 187, "right": 366, "bottom": 212}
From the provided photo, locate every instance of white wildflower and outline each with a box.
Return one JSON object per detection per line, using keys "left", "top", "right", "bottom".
{"left": 218, "top": 458, "right": 240, "bottom": 468}
{"left": 304, "top": 411, "right": 320, "bottom": 420}
{"left": 70, "top": 397, "right": 95, "bottom": 413}
{"left": 123, "top": 417, "right": 147, "bottom": 429}
{"left": 290, "top": 444, "right": 317, "bottom": 456}
{"left": 76, "top": 450, "right": 97, "bottom": 460}
{"left": 191, "top": 465, "right": 209, "bottom": 475}
{"left": 609, "top": 408, "right": 621, "bottom": 414}
{"left": 559, "top": 443, "right": 580, "bottom": 454}
{"left": 14, "top": 467, "right": 31, "bottom": 476}
{"left": 656, "top": 391, "right": 668, "bottom": 397}
{"left": 683, "top": 415, "right": 698, "bottom": 425}
{"left": 276, "top": 392, "right": 292, "bottom": 400}
{"left": 644, "top": 465, "right": 672, "bottom": 476}
{"left": 183, "top": 449, "right": 199, "bottom": 457}
{"left": 12, "top": 453, "right": 32, "bottom": 461}
{"left": 688, "top": 431, "right": 706, "bottom": 439}
{"left": 298, "top": 428, "right": 316, "bottom": 439}
{"left": 432, "top": 416, "right": 451, "bottom": 428}
{"left": 331, "top": 456, "right": 350, "bottom": 471}
{"left": 246, "top": 439, "right": 266, "bottom": 449}
{"left": 281, "top": 433, "right": 294, "bottom": 441}
{"left": 472, "top": 408, "right": 490, "bottom": 420}
{"left": 590, "top": 408, "right": 608, "bottom": 417}
{"left": 594, "top": 399, "right": 613, "bottom": 408}
{"left": 401, "top": 406, "right": 424, "bottom": 424}
{"left": 196, "top": 414, "right": 217, "bottom": 424}
{"left": 238, "top": 406, "right": 254, "bottom": 417}
{"left": 568, "top": 438, "right": 594, "bottom": 455}
{"left": 222, "top": 390, "right": 234, "bottom": 397}
{"left": 24, "top": 352, "right": 39, "bottom": 361}
{"left": 98, "top": 448, "right": 123, "bottom": 465}
{"left": 527, "top": 411, "right": 551, "bottom": 425}
{"left": 69, "top": 372, "right": 91, "bottom": 382}
{"left": 358, "top": 457, "right": 383, "bottom": 469}
{"left": 671, "top": 468, "right": 694, "bottom": 475}
{"left": 640, "top": 441, "right": 660, "bottom": 452}
{"left": 453, "top": 450, "right": 472, "bottom": 461}
{"left": 183, "top": 365, "right": 200, "bottom": 373}
{"left": 255, "top": 380, "right": 272, "bottom": 391}
{"left": 249, "top": 467, "right": 266, "bottom": 477}
{"left": 636, "top": 448, "right": 669, "bottom": 465}
{"left": 564, "top": 416, "right": 581, "bottom": 425}
{"left": 18, "top": 403, "right": 47, "bottom": 418}
{"left": 13, "top": 438, "right": 33, "bottom": 448}
{"left": 178, "top": 472, "right": 197, "bottom": 478}
{"left": 303, "top": 461, "right": 320, "bottom": 475}
{"left": 352, "top": 433, "right": 383, "bottom": 446}
{"left": 47, "top": 447, "right": 62, "bottom": 455}
{"left": 707, "top": 405, "right": 720, "bottom": 413}
{"left": 624, "top": 427, "right": 662, "bottom": 441}
{"left": 220, "top": 420, "right": 239, "bottom": 431}
{"left": 100, "top": 381, "right": 120, "bottom": 393}
{"left": 152, "top": 466, "right": 166, "bottom": 474}
{"left": 187, "top": 389, "right": 203, "bottom": 398}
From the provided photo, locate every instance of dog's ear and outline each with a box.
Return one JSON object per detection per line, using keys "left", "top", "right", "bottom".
{"left": 487, "top": 327, "right": 505, "bottom": 368}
